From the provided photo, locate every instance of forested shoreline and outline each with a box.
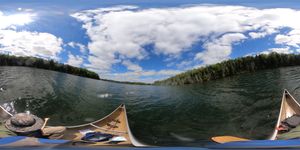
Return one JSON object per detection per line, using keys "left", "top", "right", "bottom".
{"left": 100, "top": 79, "right": 151, "bottom": 85}
{"left": 0, "top": 54, "right": 100, "bottom": 80}
{"left": 154, "top": 53, "right": 300, "bottom": 85}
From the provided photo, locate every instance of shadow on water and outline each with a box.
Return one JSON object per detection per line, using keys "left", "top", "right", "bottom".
{"left": 2, "top": 66, "right": 300, "bottom": 146}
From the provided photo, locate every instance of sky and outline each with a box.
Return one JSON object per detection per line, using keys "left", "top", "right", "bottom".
{"left": 1, "top": 0, "right": 300, "bottom": 83}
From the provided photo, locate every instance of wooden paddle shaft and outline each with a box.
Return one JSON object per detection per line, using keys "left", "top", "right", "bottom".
{"left": 41, "top": 118, "right": 49, "bottom": 130}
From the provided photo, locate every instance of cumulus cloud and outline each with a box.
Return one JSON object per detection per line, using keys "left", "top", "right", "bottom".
{"left": 67, "top": 53, "right": 84, "bottom": 67}
{"left": 0, "top": 30, "right": 63, "bottom": 59}
{"left": 195, "top": 33, "right": 247, "bottom": 64}
{"left": 71, "top": 5, "right": 300, "bottom": 79}
{"left": 275, "top": 30, "right": 300, "bottom": 48}
{"left": 0, "top": 11, "right": 64, "bottom": 60}
{"left": 0, "top": 11, "right": 35, "bottom": 29}
{"left": 67, "top": 42, "right": 87, "bottom": 53}
{"left": 122, "top": 60, "right": 142, "bottom": 72}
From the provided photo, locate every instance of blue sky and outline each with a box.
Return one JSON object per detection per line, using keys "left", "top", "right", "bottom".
{"left": 1, "top": 0, "right": 300, "bottom": 82}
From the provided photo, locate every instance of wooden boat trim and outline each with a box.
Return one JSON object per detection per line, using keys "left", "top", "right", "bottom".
{"left": 269, "top": 89, "right": 300, "bottom": 140}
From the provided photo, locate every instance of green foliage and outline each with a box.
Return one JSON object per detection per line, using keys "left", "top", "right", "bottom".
{"left": 154, "top": 52, "right": 300, "bottom": 85}
{"left": 0, "top": 54, "right": 100, "bottom": 80}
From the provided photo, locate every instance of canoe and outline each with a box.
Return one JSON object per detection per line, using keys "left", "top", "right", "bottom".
{"left": 269, "top": 89, "right": 300, "bottom": 140}
{"left": 0, "top": 104, "right": 147, "bottom": 147}
{"left": 62, "top": 104, "right": 147, "bottom": 147}
{"left": 208, "top": 89, "right": 300, "bottom": 149}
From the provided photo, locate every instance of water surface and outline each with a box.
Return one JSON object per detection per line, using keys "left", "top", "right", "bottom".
{"left": 1, "top": 66, "right": 300, "bottom": 146}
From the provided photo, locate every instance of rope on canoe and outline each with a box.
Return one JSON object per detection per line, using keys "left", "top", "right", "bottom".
{"left": 89, "top": 123, "right": 127, "bottom": 134}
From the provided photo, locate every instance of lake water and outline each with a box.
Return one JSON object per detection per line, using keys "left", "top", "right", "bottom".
{"left": 1, "top": 66, "right": 300, "bottom": 146}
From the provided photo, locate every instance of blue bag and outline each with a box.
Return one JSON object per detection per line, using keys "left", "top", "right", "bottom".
{"left": 81, "top": 132, "right": 113, "bottom": 142}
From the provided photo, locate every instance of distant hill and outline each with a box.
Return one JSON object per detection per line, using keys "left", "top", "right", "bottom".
{"left": 154, "top": 52, "right": 300, "bottom": 85}
{"left": 0, "top": 54, "right": 100, "bottom": 80}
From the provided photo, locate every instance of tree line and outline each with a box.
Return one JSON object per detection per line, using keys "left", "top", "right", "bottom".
{"left": 0, "top": 54, "right": 100, "bottom": 80}
{"left": 101, "top": 78, "right": 151, "bottom": 85}
{"left": 154, "top": 52, "right": 300, "bottom": 85}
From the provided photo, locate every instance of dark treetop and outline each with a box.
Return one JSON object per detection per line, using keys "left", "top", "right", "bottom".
{"left": 154, "top": 52, "right": 300, "bottom": 85}
{"left": 0, "top": 54, "right": 100, "bottom": 80}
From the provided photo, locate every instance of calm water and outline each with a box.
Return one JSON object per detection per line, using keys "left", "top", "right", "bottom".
{"left": 1, "top": 66, "right": 300, "bottom": 146}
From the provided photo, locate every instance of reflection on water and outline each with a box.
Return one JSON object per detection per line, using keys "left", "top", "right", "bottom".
{"left": 1, "top": 66, "right": 300, "bottom": 146}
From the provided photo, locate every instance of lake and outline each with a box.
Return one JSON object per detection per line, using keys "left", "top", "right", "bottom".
{"left": 1, "top": 66, "right": 300, "bottom": 146}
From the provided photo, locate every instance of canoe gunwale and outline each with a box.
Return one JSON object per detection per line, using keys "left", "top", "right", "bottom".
{"left": 123, "top": 104, "right": 148, "bottom": 147}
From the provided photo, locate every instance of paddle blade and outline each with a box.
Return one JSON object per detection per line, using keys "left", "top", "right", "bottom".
{"left": 211, "top": 136, "right": 250, "bottom": 143}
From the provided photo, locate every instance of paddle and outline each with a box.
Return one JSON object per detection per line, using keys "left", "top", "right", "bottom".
{"left": 41, "top": 118, "right": 49, "bottom": 130}
{"left": 211, "top": 136, "right": 250, "bottom": 143}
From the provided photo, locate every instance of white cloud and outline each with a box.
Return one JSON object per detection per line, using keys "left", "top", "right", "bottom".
{"left": 71, "top": 5, "right": 300, "bottom": 67}
{"left": 69, "top": 5, "right": 300, "bottom": 81}
{"left": 249, "top": 32, "right": 268, "bottom": 39}
{"left": 0, "top": 30, "right": 63, "bottom": 59}
{"left": 122, "top": 60, "right": 142, "bottom": 72}
{"left": 275, "top": 29, "right": 300, "bottom": 48}
{"left": 0, "top": 11, "right": 35, "bottom": 29}
{"left": 67, "top": 42, "right": 87, "bottom": 53}
{"left": 0, "top": 11, "right": 64, "bottom": 60}
{"left": 67, "top": 53, "right": 84, "bottom": 67}
{"left": 17, "top": 8, "right": 34, "bottom": 12}
{"left": 195, "top": 33, "right": 247, "bottom": 64}
{"left": 261, "top": 47, "right": 293, "bottom": 54}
